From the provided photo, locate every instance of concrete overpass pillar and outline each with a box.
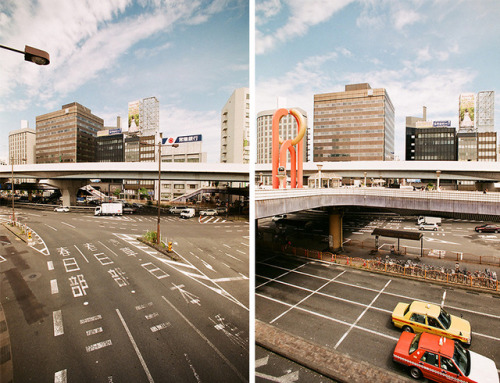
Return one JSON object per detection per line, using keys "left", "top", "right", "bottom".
{"left": 42, "top": 180, "right": 87, "bottom": 207}
{"left": 328, "top": 211, "right": 343, "bottom": 253}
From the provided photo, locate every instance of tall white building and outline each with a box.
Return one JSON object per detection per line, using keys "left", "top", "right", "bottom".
{"left": 220, "top": 88, "right": 250, "bottom": 163}
{"left": 160, "top": 135, "right": 207, "bottom": 200}
{"left": 128, "top": 96, "right": 159, "bottom": 137}
{"left": 256, "top": 108, "right": 308, "bottom": 164}
{"left": 9, "top": 121, "right": 36, "bottom": 165}
{"left": 477, "top": 91, "right": 495, "bottom": 133}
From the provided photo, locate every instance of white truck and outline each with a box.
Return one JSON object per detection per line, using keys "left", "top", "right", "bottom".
{"left": 94, "top": 202, "right": 123, "bottom": 216}
{"left": 417, "top": 216, "right": 441, "bottom": 225}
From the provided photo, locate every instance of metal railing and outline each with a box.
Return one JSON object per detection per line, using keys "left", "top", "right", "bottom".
{"left": 256, "top": 187, "right": 500, "bottom": 203}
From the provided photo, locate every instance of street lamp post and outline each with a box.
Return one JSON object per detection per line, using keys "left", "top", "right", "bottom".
{"left": 0, "top": 44, "right": 50, "bottom": 65}
{"left": 11, "top": 158, "right": 15, "bottom": 224}
{"left": 157, "top": 135, "right": 162, "bottom": 245}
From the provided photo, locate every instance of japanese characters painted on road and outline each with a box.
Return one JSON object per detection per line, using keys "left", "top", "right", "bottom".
{"left": 271, "top": 108, "right": 306, "bottom": 189}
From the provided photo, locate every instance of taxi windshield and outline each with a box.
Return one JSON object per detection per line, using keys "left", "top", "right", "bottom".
{"left": 409, "top": 333, "right": 421, "bottom": 354}
{"left": 453, "top": 342, "right": 470, "bottom": 376}
{"left": 438, "top": 308, "right": 451, "bottom": 329}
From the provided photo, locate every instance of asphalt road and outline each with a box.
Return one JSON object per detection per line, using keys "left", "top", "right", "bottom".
{"left": 0, "top": 206, "right": 249, "bottom": 382}
{"left": 259, "top": 210, "right": 500, "bottom": 258}
{"left": 255, "top": 249, "right": 500, "bottom": 382}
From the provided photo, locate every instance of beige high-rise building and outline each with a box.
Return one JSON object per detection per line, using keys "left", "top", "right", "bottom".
{"left": 9, "top": 121, "right": 36, "bottom": 165}
{"left": 220, "top": 87, "right": 250, "bottom": 163}
{"left": 313, "top": 83, "right": 395, "bottom": 161}
{"left": 36, "top": 102, "right": 103, "bottom": 163}
{"left": 256, "top": 108, "right": 308, "bottom": 164}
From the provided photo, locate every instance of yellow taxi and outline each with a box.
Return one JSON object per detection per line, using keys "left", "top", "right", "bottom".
{"left": 392, "top": 300, "right": 471, "bottom": 346}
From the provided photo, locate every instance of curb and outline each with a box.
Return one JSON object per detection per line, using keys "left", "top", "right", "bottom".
{"left": 255, "top": 320, "right": 412, "bottom": 383}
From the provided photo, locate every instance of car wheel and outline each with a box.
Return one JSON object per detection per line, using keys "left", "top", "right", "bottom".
{"left": 479, "top": 229, "right": 483, "bottom": 233}
{"left": 409, "top": 366, "right": 422, "bottom": 379}
{"left": 402, "top": 326, "right": 413, "bottom": 333}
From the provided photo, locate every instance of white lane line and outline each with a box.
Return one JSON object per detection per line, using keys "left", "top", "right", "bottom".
{"left": 54, "top": 369, "right": 67, "bottom": 383}
{"left": 50, "top": 279, "right": 59, "bottom": 294}
{"left": 334, "top": 279, "right": 392, "bottom": 350}
{"left": 441, "top": 290, "right": 447, "bottom": 308}
{"left": 45, "top": 224, "right": 57, "bottom": 231}
{"left": 86, "top": 339, "right": 112, "bottom": 352}
{"left": 271, "top": 271, "right": 346, "bottom": 324}
{"left": 80, "top": 315, "right": 102, "bottom": 324}
{"left": 236, "top": 249, "right": 246, "bottom": 255}
{"left": 224, "top": 253, "right": 243, "bottom": 262}
{"left": 223, "top": 244, "right": 231, "bottom": 248}
{"left": 116, "top": 309, "right": 154, "bottom": 383}
{"left": 161, "top": 296, "right": 246, "bottom": 383}
{"left": 53, "top": 310, "right": 64, "bottom": 336}
{"left": 61, "top": 222, "right": 76, "bottom": 229}
{"left": 86, "top": 327, "right": 103, "bottom": 336}
{"left": 47, "top": 261, "right": 54, "bottom": 271}
{"left": 98, "top": 241, "right": 119, "bottom": 257}
{"left": 73, "top": 245, "right": 89, "bottom": 263}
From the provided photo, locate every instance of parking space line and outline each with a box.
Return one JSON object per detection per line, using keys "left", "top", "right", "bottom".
{"left": 256, "top": 293, "right": 399, "bottom": 342}
{"left": 334, "top": 279, "right": 391, "bottom": 349}
{"left": 256, "top": 263, "right": 307, "bottom": 289}
{"left": 259, "top": 260, "right": 500, "bottom": 320}
{"left": 271, "top": 271, "right": 346, "bottom": 324}
{"left": 256, "top": 274, "right": 392, "bottom": 315}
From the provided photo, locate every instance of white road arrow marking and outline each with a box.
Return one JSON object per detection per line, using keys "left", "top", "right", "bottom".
{"left": 254, "top": 371, "right": 299, "bottom": 383}
{"left": 201, "top": 259, "right": 215, "bottom": 271}
{"left": 255, "top": 355, "right": 269, "bottom": 368}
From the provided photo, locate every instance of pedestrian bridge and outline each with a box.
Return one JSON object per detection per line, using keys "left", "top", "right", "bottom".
{"left": 255, "top": 188, "right": 500, "bottom": 220}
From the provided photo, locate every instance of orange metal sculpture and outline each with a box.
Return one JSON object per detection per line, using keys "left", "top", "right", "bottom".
{"left": 272, "top": 108, "right": 306, "bottom": 189}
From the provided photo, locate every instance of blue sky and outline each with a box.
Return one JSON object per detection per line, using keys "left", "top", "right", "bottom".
{"left": 255, "top": 0, "right": 500, "bottom": 160}
{"left": 0, "top": 0, "right": 248, "bottom": 163}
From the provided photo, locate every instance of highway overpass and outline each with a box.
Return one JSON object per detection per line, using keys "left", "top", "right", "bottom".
{"left": 0, "top": 162, "right": 249, "bottom": 205}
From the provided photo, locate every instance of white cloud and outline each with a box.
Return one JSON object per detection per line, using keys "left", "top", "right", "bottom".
{"left": 392, "top": 7, "right": 422, "bottom": 30}
{"left": 0, "top": 0, "right": 224, "bottom": 112}
{"left": 256, "top": 0, "right": 355, "bottom": 54}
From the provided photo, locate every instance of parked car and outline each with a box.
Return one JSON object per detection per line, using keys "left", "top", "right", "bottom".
{"left": 419, "top": 222, "right": 438, "bottom": 231}
{"left": 122, "top": 204, "right": 136, "bottom": 214}
{"left": 169, "top": 206, "right": 187, "bottom": 214}
{"left": 200, "top": 209, "right": 217, "bottom": 216}
{"left": 393, "top": 331, "right": 499, "bottom": 382}
{"left": 54, "top": 206, "right": 70, "bottom": 212}
{"left": 474, "top": 224, "right": 500, "bottom": 233}
{"left": 392, "top": 300, "right": 471, "bottom": 346}
{"left": 216, "top": 207, "right": 228, "bottom": 214}
{"left": 272, "top": 214, "right": 287, "bottom": 222}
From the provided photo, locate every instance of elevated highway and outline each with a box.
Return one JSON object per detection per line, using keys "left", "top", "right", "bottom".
{"left": 0, "top": 162, "right": 249, "bottom": 205}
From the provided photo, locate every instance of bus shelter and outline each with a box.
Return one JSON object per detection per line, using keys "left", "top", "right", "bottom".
{"left": 371, "top": 228, "right": 423, "bottom": 256}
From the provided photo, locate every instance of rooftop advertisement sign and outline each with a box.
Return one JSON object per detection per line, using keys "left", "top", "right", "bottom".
{"left": 162, "top": 134, "right": 202, "bottom": 145}
{"left": 459, "top": 93, "right": 475, "bottom": 131}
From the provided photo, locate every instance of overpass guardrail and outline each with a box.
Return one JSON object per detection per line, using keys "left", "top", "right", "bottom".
{"left": 257, "top": 241, "right": 499, "bottom": 292}
{"left": 255, "top": 187, "right": 500, "bottom": 202}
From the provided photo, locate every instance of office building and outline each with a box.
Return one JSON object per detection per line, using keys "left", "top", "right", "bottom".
{"left": 221, "top": 87, "right": 250, "bottom": 163}
{"left": 477, "top": 132, "right": 497, "bottom": 161}
{"left": 256, "top": 108, "right": 308, "bottom": 164}
{"left": 413, "top": 125, "right": 457, "bottom": 161}
{"left": 405, "top": 108, "right": 426, "bottom": 161}
{"left": 314, "top": 83, "right": 395, "bottom": 161}
{"left": 160, "top": 134, "right": 207, "bottom": 200}
{"left": 36, "top": 102, "right": 103, "bottom": 163}
{"left": 96, "top": 117, "right": 124, "bottom": 162}
{"left": 9, "top": 121, "right": 36, "bottom": 184}
{"left": 9, "top": 121, "right": 36, "bottom": 165}
{"left": 123, "top": 133, "right": 156, "bottom": 198}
